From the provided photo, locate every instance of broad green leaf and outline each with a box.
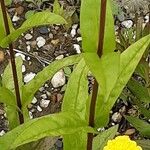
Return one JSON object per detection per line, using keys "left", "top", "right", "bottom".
{"left": 0, "top": 87, "right": 19, "bottom": 129}
{"left": 128, "top": 79, "right": 150, "bottom": 103}
{"left": 22, "top": 54, "right": 81, "bottom": 121}
{"left": 80, "top": 0, "right": 115, "bottom": 54}
{"left": 2, "top": 56, "right": 23, "bottom": 95}
{"left": 126, "top": 116, "right": 150, "bottom": 138}
{"left": 93, "top": 125, "right": 118, "bottom": 150}
{"left": 53, "top": 0, "right": 61, "bottom": 14}
{"left": 136, "top": 140, "right": 150, "bottom": 150}
{"left": 62, "top": 59, "right": 89, "bottom": 150}
{"left": 62, "top": 59, "right": 89, "bottom": 119}
{"left": 0, "top": 8, "right": 14, "bottom": 43}
{"left": 95, "top": 35, "right": 150, "bottom": 127}
{"left": 0, "top": 11, "right": 66, "bottom": 48}
{"left": 0, "top": 111, "right": 93, "bottom": 150}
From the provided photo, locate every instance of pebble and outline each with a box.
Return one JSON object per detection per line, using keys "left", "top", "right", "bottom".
{"left": 37, "top": 105, "right": 42, "bottom": 112}
{"left": 124, "top": 128, "right": 136, "bottom": 135}
{"left": 24, "top": 33, "right": 33, "bottom": 40}
{"left": 0, "top": 109, "right": 5, "bottom": 115}
{"left": 29, "top": 111, "right": 33, "bottom": 119}
{"left": 41, "top": 94, "right": 47, "bottom": 99}
{"left": 145, "top": 15, "right": 149, "bottom": 23}
{"left": 77, "top": 37, "right": 82, "bottom": 42}
{"left": 49, "top": 33, "right": 54, "bottom": 39}
{"left": 26, "top": 45, "right": 31, "bottom": 52}
{"left": 12, "top": 15, "right": 20, "bottom": 22}
{"left": 27, "top": 56, "right": 31, "bottom": 60}
{"left": 40, "top": 99, "right": 50, "bottom": 108}
{"left": 56, "top": 93, "right": 63, "bottom": 102}
{"left": 111, "top": 112, "right": 122, "bottom": 123}
{"left": 32, "top": 97, "right": 38, "bottom": 104}
{"left": 22, "top": 65, "right": 26, "bottom": 73}
{"left": 73, "top": 44, "right": 81, "bottom": 54}
{"left": 24, "top": 72, "right": 36, "bottom": 83}
{"left": 36, "top": 36, "right": 46, "bottom": 48}
{"left": 15, "top": 53, "right": 25, "bottom": 60}
{"left": 30, "top": 41, "right": 37, "bottom": 48}
{"left": 72, "top": 24, "right": 78, "bottom": 29}
{"left": 51, "top": 39, "right": 59, "bottom": 45}
{"left": 0, "top": 130, "right": 5, "bottom": 136}
{"left": 71, "top": 28, "right": 76, "bottom": 37}
{"left": 55, "top": 55, "right": 64, "bottom": 60}
{"left": 51, "top": 70, "right": 66, "bottom": 88}
{"left": 39, "top": 87, "right": 45, "bottom": 92}
{"left": 0, "top": 51, "right": 4, "bottom": 62}
{"left": 39, "top": 27, "right": 49, "bottom": 34}
{"left": 16, "top": 6, "right": 24, "bottom": 15}
{"left": 121, "top": 20, "right": 133, "bottom": 28}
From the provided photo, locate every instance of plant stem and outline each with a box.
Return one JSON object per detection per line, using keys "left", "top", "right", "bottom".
{"left": 0, "top": 0, "right": 24, "bottom": 124}
{"left": 87, "top": 0, "right": 107, "bottom": 149}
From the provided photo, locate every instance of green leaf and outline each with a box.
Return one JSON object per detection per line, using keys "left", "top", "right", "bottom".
{"left": 93, "top": 125, "right": 118, "bottom": 150}
{"left": 62, "top": 59, "right": 89, "bottom": 150}
{"left": 95, "top": 35, "right": 150, "bottom": 127}
{"left": 53, "top": 0, "right": 61, "bottom": 14}
{"left": 22, "top": 55, "right": 81, "bottom": 121}
{"left": 0, "top": 87, "right": 19, "bottom": 129}
{"left": 0, "top": 111, "right": 93, "bottom": 150}
{"left": 127, "top": 79, "right": 150, "bottom": 103}
{"left": 0, "top": 11, "right": 67, "bottom": 48}
{"left": 80, "top": 0, "right": 115, "bottom": 54}
{"left": 136, "top": 140, "right": 150, "bottom": 150}
{"left": 5, "top": 0, "right": 12, "bottom": 6}
{"left": 2, "top": 56, "right": 23, "bottom": 95}
{"left": 0, "top": 8, "right": 14, "bottom": 43}
{"left": 126, "top": 116, "right": 150, "bottom": 138}
{"left": 25, "top": 10, "right": 36, "bottom": 19}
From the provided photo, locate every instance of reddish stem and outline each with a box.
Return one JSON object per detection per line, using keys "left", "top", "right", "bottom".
{"left": 0, "top": 0, "right": 24, "bottom": 124}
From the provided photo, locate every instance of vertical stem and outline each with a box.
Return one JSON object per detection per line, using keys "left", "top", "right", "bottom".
{"left": 0, "top": 0, "right": 24, "bottom": 124}
{"left": 87, "top": 0, "right": 107, "bottom": 149}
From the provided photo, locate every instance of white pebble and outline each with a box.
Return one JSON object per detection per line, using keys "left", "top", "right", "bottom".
{"left": 41, "top": 94, "right": 47, "bottom": 99}
{"left": 27, "top": 45, "right": 31, "bottom": 52}
{"left": 145, "top": 15, "right": 149, "bottom": 23}
{"left": 51, "top": 70, "right": 66, "bottom": 88}
{"left": 71, "top": 28, "right": 76, "bottom": 37}
{"left": 24, "top": 72, "right": 36, "bottom": 83}
{"left": 112, "top": 112, "right": 122, "bottom": 122}
{"left": 12, "top": 15, "right": 20, "bottom": 22}
{"left": 77, "top": 37, "right": 82, "bottom": 42}
{"left": 73, "top": 44, "right": 81, "bottom": 54}
{"left": 24, "top": 33, "right": 33, "bottom": 40}
{"left": 122, "top": 20, "right": 133, "bottom": 28}
{"left": 36, "top": 36, "right": 46, "bottom": 48}
{"left": 32, "top": 97, "right": 37, "bottom": 104}
{"left": 40, "top": 99, "right": 50, "bottom": 108}
{"left": 0, "top": 130, "right": 5, "bottom": 136}
{"left": 39, "top": 87, "right": 45, "bottom": 92}
{"left": 37, "top": 105, "right": 42, "bottom": 112}
{"left": 15, "top": 53, "right": 25, "bottom": 60}
{"left": 22, "top": 65, "right": 26, "bottom": 73}
{"left": 55, "top": 55, "right": 64, "bottom": 60}
{"left": 27, "top": 57, "right": 31, "bottom": 60}
{"left": 72, "top": 24, "right": 78, "bottom": 29}
{"left": 29, "top": 111, "right": 33, "bottom": 119}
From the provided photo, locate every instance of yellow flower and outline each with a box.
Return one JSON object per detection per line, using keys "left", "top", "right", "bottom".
{"left": 103, "top": 136, "right": 142, "bottom": 150}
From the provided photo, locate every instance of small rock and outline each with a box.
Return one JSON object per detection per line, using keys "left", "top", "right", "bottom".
{"left": 30, "top": 41, "right": 37, "bottom": 48}
{"left": 0, "top": 109, "right": 5, "bottom": 115}
{"left": 72, "top": 24, "right": 78, "bottom": 29}
{"left": 111, "top": 112, "right": 122, "bottom": 123}
{"left": 22, "top": 65, "right": 26, "bottom": 73}
{"left": 29, "top": 111, "right": 33, "bottom": 119}
{"left": 41, "top": 94, "right": 47, "bottom": 99}
{"left": 32, "top": 97, "right": 37, "bottom": 104}
{"left": 51, "top": 70, "right": 66, "bottom": 88}
{"left": 16, "top": 6, "right": 24, "bottom": 15}
{"left": 24, "top": 72, "right": 36, "bottom": 83}
{"left": 37, "top": 105, "right": 42, "bottom": 112}
{"left": 15, "top": 53, "right": 25, "bottom": 60}
{"left": 55, "top": 55, "right": 64, "bottom": 60}
{"left": 12, "top": 15, "right": 20, "bottom": 22}
{"left": 36, "top": 36, "right": 46, "bottom": 48}
{"left": 145, "top": 15, "right": 149, "bottom": 23}
{"left": 39, "top": 87, "right": 45, "bottom": 92}
{"left": 51, "top": 39, "right": 59, "bottom": 45}
{"left": 122, "top": 20, "right": 133, "bottom": 28}
{"left": 0, "top": 51, "right": 4, "bottom": 62}
{"left": 77, "top": 37, "right": 82, "bottom": 42}
{"left": 24, "top": 33, "right": 33, "bottom": 40}
{"left": 49, "top": 33, "right": 54, "bottom": 39}
{"left": 27, "top": 56, "right": 31, "bottom": 60}
{"left": 40, "top": 99, "right": 50, "bottom": 108}
{"left": 0, "top": 130, "right": 5, "bottom": 136}
{"left": 44, "top": 84, "right": 49, "bottom": 88}
{"left": 46, "top": 91, "right": 51, "bottom": 97}
{"left": 124, "top": 129, "right": 136, "bottom": 135}
{"left": 26, "top": 45, "right": 31, "bottom": 52}
{"left": 39, "top": 27, "right": 49, "bottom": 34}
{"left": 56, "top": 93, "right": 63, "bottom": 102}
{"left": 71, "top": 28, "right": 76, "bottom": 37}
{"left": 73, "top": 44, "right": 81, "bottom": 54}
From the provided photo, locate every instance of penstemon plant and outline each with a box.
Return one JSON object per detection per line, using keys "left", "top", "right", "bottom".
{"left": 0, "top": 0, "right": 150, "bottom": 150}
